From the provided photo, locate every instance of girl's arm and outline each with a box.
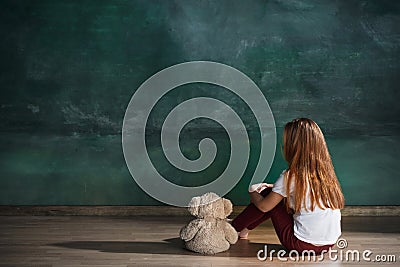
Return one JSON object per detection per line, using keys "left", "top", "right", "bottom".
{"left": 249, "top": 191, "right": 283, "bottom": 213}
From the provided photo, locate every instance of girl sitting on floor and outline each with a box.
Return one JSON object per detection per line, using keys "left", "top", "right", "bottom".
{"left": 232, "top": 118, "right": 345, "bottom": 254}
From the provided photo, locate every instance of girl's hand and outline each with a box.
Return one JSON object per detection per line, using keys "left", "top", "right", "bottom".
{"left": 255, "top": 183, "right": 274, "bottom": 193}
{"left": 249, "top": 183, "right": 273, "bottom": 193}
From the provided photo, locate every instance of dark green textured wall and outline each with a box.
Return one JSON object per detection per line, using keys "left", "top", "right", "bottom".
{"left": 0, "top": 0, "right": 399, "bottom": 205}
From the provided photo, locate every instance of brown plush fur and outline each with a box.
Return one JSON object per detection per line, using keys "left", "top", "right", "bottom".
{"left": 179, "top": 192, "right": 238, "bottom": 255}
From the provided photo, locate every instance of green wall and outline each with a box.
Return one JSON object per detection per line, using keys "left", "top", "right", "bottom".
{"left": 0, "top": 0, "right": 399, "bottom": 205}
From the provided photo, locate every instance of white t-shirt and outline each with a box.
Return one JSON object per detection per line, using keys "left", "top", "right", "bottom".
{"left": 272, "top": 170, "right": 341, "bottom": 245}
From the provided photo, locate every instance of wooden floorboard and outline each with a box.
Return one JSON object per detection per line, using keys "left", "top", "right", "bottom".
{"left": 1, "top": 205, "right": 399, "bottom": 216}
{"left": 0, "top": 216, "right": 399, "bottom": 266}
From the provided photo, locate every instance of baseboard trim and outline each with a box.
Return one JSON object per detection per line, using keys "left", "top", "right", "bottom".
{"left": 0, "top": 205, "right": 399, "bottom": 216}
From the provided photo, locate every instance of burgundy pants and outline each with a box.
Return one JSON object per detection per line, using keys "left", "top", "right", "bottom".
{"left": 231, "top": 187, "right": 333, "bottom": 254}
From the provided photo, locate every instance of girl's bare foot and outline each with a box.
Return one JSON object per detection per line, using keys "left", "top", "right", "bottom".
{"left": 239, "top": 228, "right": 250, "bottom": 239}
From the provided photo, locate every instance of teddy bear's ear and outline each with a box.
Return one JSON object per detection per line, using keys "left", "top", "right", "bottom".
{"left": 223, "top": 198, "right": 233, "bottom": 217}
{"left": 188, "top": 196, "right": 201, "bottom": 216}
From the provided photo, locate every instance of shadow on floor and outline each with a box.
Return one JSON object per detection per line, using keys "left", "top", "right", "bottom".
{"left": 51, "top": 238, "right": 285, "bottom": 257}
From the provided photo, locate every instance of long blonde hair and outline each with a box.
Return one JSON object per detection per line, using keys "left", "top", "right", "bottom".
{"left": 283, "top": 118, "right": 344, "bottom": 212}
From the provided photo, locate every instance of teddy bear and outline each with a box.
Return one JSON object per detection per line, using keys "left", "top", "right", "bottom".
{"left": 179, "top": 192, "right": 238, "bottom": 255}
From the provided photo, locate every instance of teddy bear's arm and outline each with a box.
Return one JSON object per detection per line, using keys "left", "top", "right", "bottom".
{"left": 179, "top": 219, "right": 205, "bottom": 242}
{"left": 223, "top": 222, "right": 239, "bottom": 244}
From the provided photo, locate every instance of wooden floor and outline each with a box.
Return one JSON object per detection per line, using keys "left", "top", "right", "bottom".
{"left": 0, "top": 216, "right": 399, "bottom": 266}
